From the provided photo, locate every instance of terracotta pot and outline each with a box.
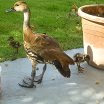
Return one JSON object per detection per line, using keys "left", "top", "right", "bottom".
{"left": 78, "top": 4, "right": 104, "bottom": 69}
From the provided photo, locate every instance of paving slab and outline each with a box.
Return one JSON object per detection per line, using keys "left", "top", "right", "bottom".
{"left": 0, "top": 48, "right": 104, "bottom": 104}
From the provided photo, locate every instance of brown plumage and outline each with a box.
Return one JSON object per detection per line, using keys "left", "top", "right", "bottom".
{"left": 6, "top": 1, "right": 74, "bottom": 88}
{"left": 69, "top": 4, "right": 78, "bottom": 16}
{"left": 8, "top": 36, "right": 21, "bottom": 54}
{"left": 73, "top": 53, "right": 90, "bottom": 73}
{"left": 71, "top": 4, "right": 78, "bottom": 13}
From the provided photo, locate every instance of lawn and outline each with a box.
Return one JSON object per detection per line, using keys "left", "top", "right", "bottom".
{"left": 0, "top": 0, "right": 103, "bottom": 62}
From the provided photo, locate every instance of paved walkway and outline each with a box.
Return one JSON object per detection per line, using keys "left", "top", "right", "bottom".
{"left": 0, "top": 48, "right": 104, "bottom": 104}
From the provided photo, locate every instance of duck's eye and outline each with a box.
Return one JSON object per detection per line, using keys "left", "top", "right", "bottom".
{"left": 15, "top": 4, "right": 19, "bottom": 6}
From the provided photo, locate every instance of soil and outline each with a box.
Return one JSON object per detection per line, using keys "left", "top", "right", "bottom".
{"left": 83, "top": 6, "right": 104, "bottom": 17}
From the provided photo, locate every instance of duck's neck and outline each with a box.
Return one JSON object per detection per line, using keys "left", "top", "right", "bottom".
{"left": 23, "top": 9, "right": 30, "bottom": 27}
{"left": 23, "top": 9, "right": 33, "bottom": 39}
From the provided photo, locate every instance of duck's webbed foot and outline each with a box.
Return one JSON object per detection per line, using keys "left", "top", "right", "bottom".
{"left": 29, "top": 64, "right": 47, "bottom": 84}
{"left": 78, "top": 67, "right": 85, "bottom": 73}
{"left": 19, "top": 62, "right": 37, "bottom": 88}
{"left": 19, "top": 64, "right": 47, "bottom": 88}
{"left": 34, "top": 74, "right": 43, "bottom": 84}
{"left": 77, "top": 62, "right": 85, "bottom": 73}
{"left": 18, "top": 78, "right": 36, "bottom": 88}
{"left": 26, "top": 74, "right": 43, "bottom": 84}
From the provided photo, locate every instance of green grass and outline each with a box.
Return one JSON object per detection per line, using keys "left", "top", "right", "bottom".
{"left": 0, "top": 0, "right": 103, "bottom": 62}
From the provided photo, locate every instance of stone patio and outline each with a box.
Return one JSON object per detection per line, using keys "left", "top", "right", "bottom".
{"left": 0, "top": 48, "right": 104, "bottom": 104}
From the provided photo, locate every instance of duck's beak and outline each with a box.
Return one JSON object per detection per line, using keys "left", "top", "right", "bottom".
{"left": 5, "top": 8, "right": 16, "bottom": 13}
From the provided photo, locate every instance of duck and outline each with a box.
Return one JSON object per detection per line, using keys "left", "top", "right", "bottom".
{"left": 6, "top": 1, "right": 75, "bottom": 88}
{"left": 73, "top": 53, "right": 90, "bottom": 73}
{"left": 8, "top": 36, "right": 21, "bottom": 54}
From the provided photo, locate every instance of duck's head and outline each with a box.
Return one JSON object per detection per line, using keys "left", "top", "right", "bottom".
{"left": 6, "top": 1, "right": 28, "bottom": 13}
{"left": 84, "top": 54, "right": 90, "bottom": 63}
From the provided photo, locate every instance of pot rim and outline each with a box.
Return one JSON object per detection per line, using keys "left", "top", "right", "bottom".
{"left": 78, "top": 4, "right": 104, "bottom": 23}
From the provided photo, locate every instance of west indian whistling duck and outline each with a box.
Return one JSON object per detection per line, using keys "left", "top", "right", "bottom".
{"left": 6, "top": 1, "right": 75, "bottom": 88}
{"left": 73, "top": 53, "right": 90, "bottom": 73}
{"left": 8, "top": 36, "right": 21, "bottom": 54}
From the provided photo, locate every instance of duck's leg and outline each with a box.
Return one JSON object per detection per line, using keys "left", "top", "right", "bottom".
{"left": 28, "top": 64, "right": 47, "bottom": 84}
{"left": 34, "top": 64, "right": 47, "bottom": 84}
{"left": 76, "top": 62, "right": 84, "bottom": 73}
{"left": 19, "top": 63, "right": 37, "bottom": 88}
{"left": 16, "top": 48, "right": 18, "bottom": 54}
